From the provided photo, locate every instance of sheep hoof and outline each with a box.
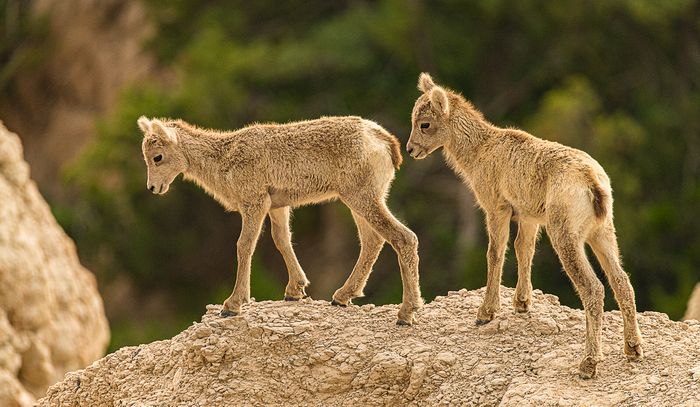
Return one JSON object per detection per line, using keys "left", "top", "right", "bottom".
{"left": 578, "top": 357, "right": 597, "bottom": 379}
{"left": 513, "top": 300, "right": 530, "bottom": 313}
{"left": 219, "top": 309, "right": 238, "bottom": 318}
{"left": 475, "top": 318, "right": 492, "bottom": 326}
{"left": 624, "top": 341, "right": 643, "bottom": 361}
{"left": 284, "top": 296, "right": 300, "bottom": 302}
{"left": 396, "top": 319, "right": 412, "bottom": 326}
{"left": 330, "top": 299, "right": 347, "bottom": 307}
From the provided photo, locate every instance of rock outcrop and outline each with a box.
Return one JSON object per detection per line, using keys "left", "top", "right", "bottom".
{"left": 0, "top": 123, "right": 109, "bottom": 406}
{"left": 684, "top": 283, "right": 700, "bottom": 321}
{"left": 40, "top": 286, "right": 699, "bottom": 406}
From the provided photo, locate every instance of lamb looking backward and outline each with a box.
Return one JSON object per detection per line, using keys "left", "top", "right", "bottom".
{"left": 138, "top": 116, "right": 423, "bottom": 325}
{"left": 407, "top": 73, "right": 642, "bottom": 378}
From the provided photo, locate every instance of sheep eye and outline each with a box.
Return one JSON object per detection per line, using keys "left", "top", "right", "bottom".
{"left": 420, "top": 123, "right": 430, "bottom": 129}
{"left": 153, "top": 154, "right": 163, "bottom": 163}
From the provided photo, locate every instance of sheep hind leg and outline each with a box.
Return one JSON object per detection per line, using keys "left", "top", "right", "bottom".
{"left": 332, "top": 211, "right": 385, "bottom": 306}
{"left": 550, "top": 228, "right": 604, "bottom": 379}
{"left": 269, "top": 206, "right": 310, "bottom": 301}
{"left": 513, "top": 221, "right": 539, "bottom": 313}
{"left": 341, "top": 194, "right": 422, "bottom": 326}
{"left": 588, "top": 223, "right": 643, "bottom": 360}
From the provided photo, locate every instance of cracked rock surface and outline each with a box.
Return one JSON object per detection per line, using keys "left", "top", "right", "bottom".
{"left": 40, "top": 286, "right": 700, "bottom": 406}
{"left": 0, "top": 123, "right": 109, "bottom": 406}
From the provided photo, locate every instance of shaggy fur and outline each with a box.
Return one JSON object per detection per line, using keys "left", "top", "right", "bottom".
{"left": 407, "top": 73, "right": 643, "bottom": 378}
{"left": 138, "top": 116, "right": 422, "bottom": 325}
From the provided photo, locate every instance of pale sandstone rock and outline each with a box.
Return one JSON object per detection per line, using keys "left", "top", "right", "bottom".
{"left": 0, "top": 123, "right": 109, "bottom": 405}
{"left": 683, "top": 283, "right": 700, "bottom": 321}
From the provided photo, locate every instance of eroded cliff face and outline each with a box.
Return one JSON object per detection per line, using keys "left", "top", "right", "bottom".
{"left": 684, "top": 283, "right": 700, "bottom": 321}
{"left": 0, "top": 0, "right": 152, "bottom": 195}
{"left": 0, "top": 123, "right": 109, "bottom": 406}
{"left": 41, "top": 286, "right": 700, "bottom": 407}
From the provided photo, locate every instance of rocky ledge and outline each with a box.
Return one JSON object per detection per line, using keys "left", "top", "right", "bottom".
{"left": 40, "top": 286, "right": 700, "bottom": 406}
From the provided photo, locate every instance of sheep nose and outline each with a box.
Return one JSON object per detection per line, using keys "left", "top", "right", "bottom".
{"left": 149, "top": 185, "right": 155, "bottom": 192}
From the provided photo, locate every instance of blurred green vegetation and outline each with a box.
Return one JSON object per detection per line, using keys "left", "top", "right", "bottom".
{"left": 9, "top": 1, "right": 700, "bottom": 350}
{"left": 0, "top": 0, "right": 48, "bottom": 91}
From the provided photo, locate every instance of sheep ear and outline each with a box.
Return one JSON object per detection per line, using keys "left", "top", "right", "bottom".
{"left": 151, "top": 119, "right": 177, "bottom": 144}
{"left": 418, "top": 72, "right": 436, "bottom": 93}
{"left": 430, "top": 87, "right": 450, "bottom": 116}
{"left": 137, "top": 116, "right": 151, "bottom": 133}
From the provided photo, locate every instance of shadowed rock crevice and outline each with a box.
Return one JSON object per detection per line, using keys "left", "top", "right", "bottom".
{"left": 40, "top": 287, "right": 699, "bottom": 406}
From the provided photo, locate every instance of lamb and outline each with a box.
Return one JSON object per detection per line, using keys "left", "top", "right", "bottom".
{"left": 406, "top": 73, "right": 643, "bottom": 378}
{"left": 138, "top": 116, "right": 422, "bottom": 325}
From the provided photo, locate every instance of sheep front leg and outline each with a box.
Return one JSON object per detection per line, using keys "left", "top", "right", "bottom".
{"left": 220, "top": 199, "right": 270, "bottom": 317}
{"left": 476, "top": 207, "right": 512, "bottom": 325}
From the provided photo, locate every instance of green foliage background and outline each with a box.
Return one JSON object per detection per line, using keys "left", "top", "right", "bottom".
{"left": 15, "top": 1, "right": 700, "bottom": 350}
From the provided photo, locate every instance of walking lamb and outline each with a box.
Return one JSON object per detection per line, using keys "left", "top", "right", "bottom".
{"left": 138, "top": 116, "right": 422, "bottom": 325}
{"left": 406, "top": 73, "right": 643, "bottom": 378}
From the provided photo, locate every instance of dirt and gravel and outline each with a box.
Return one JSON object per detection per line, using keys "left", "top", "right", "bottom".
{"left": 39, "top": 285, "right": 700, "bottom": 406}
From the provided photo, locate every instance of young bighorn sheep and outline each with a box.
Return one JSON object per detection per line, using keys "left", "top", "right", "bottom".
{"left": 138, "top": 116, "right": 422, "bottom": 325}
{"left": 407, "top": 73, "right": 643, "bottom": 378}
